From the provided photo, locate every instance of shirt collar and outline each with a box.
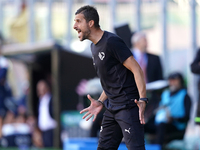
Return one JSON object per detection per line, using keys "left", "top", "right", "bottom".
{"left": 40, "top": 93, "right": 51, "bottom": 101}
{"left": 132, "top": 48, "right": 146, "bottom": 61}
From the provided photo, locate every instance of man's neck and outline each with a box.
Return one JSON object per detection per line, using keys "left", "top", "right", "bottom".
{"left": 89, "top": 28, "right": 104, "bottom": 44}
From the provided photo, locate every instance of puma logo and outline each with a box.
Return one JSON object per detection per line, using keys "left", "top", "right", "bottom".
{"left": 125, "top": 128, "right": 131, "bottom": 134}
{"left": 100, "top": 126, "right": 103, "bottom": 132}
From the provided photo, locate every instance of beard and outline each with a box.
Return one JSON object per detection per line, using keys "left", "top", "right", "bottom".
{"left": 80, "top": 27, "right": 91, "bottom": 41}
{"left": 169, "top": 85, "right": 180, "bottom": 92}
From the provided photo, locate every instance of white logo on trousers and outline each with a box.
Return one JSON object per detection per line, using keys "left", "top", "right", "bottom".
{"left": 125, "top": 128, "right": 131, "bottom": 134}
{"left": 100, "top": 126, "right": 103, "bottom": 132}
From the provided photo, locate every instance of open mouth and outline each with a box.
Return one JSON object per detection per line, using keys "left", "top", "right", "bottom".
{"left": 77, "top": 29, "right": 81, "bottom": 38}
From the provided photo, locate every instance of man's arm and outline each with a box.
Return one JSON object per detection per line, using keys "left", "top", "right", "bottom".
{"left": 123, "top": 55, "right": 147, "bottom": 124}
{"left": 191, "top": 49, "right": 200, "bottom": 74}
{"left": 123, "top": 56, "right": 146, "bottom": 98}
{"left": 98, "top": 90, "right": 108, "bottom": 103}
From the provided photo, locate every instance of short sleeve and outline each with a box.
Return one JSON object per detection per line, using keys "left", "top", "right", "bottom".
{"left": 107, "top": 37, "right": 133, "bottom": 63}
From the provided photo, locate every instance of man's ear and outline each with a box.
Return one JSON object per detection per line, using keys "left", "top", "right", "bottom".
{"left": 89, "top": 20, "right": 94, "bottom": 28}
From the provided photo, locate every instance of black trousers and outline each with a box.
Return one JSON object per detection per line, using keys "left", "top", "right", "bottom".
{"left": 42, "top": 129, "right": 54, "bottom": 147}
{"left": 97, "top": 106, "right": 145, "bottom": 150}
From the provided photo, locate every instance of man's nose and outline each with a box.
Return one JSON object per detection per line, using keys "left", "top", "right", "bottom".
{"left": 73, "top": 23, "right": 77, "bottom": 29}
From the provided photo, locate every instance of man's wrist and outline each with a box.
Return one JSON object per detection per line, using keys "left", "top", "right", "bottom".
{"left": 139, "top": 98, "right": 148, "bottom": 103}
{"left": 97, "top": 99, "right": 104, "bottom": 106}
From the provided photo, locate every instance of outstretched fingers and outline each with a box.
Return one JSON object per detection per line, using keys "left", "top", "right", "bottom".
{"left": 80, "top": 94, "right": 102, "bottom": 122}
{"left": 86, "top": 114, "right": 94, "bottom": 121}
{"left": 139, "top": 111, "right": 145, "bottom": 124}
{"left": 82, "top": 112, "right": 91, "bottom": 119}
{"left": 93, "top": 114, "right": 97, "bottom": 122}
{"left": 87, "top": 94, "right": 94, "bottom": 102}
{"left": 80, "top": 107, "right": 89, "bottom": 114}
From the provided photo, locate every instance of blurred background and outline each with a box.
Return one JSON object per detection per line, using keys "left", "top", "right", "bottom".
{"left": 0, "top": 0, "right": 200, "bottom": 150}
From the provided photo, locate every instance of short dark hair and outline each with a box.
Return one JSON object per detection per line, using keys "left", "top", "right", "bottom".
{"left": 75, "top": 5, "right": 100, "bottom": 28}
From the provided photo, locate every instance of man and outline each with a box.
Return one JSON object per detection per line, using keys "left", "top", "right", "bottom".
{"left": 191, "top": 48, "right": 200, "bottom": 125}
{"left": 0, "top": 33, "right": 9, "bottom": 116}
{"left": 37, "top": 80, "right": 57, "bottom": 147}
{"left": 131, "top": 32, "right": 163, "bottom": 83}
{"left": 145, "top": 72, "right": 191, "bottom": 146}
{"left": 73, "top": 5, "right": 147, "bottom": 150}
{"left": 0, "top": 33, "right": 10, "bottom": 138}
{"left": 10, "top": 0, "right": 39, "bottom": 43}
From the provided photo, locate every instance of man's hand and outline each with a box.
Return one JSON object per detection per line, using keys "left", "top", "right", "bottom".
{"left": 135, "top": 99, "right": 146, "bottom": 124}
{"left": 80, "top": 94, "right": 103, "bottom": 122}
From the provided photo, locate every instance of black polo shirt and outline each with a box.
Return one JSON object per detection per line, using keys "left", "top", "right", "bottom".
{"left": 91, "top": 31, "right": 139, "bottom": 106}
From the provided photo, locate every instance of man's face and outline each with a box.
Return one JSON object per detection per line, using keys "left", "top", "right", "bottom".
{"left": 73, "top": 13, "right": 91, "bottom": 41}
{"left": 137, "top": 37, "right": 147, "bottom": 52}
{"left": 168, "top": 78, "right": 181, "bottom": 92}
{"left": 37, "top": 82, "right": 48, "bottom": 98}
